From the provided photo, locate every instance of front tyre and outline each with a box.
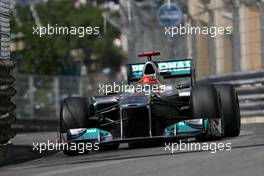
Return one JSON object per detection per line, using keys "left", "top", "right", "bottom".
{"left": 215, "top": 84, "right": 241, "bottom": 137}
{"left": 191, "top": 84, "right": 220, "bottom": 119}
{"left": 192, "top": 84, "right": 222, "bottom": 141}
{"left": 60, "top": 97, "right": 90, "bottom": 132}
{"left": 60, "top": 97, "right": 91, "bottom": 155}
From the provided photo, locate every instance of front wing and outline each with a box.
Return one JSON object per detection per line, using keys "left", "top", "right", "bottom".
{"left": 60, "top": 118, "right": 222, "bottom": 144}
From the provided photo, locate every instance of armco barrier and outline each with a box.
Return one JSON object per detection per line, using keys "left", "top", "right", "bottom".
{"left": 198, "top": 69, "right": 264, "bottom": 117}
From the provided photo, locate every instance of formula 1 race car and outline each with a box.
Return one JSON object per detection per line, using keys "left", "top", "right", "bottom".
{"left": 59, "top": 51, "right": 241, "bottom": 155}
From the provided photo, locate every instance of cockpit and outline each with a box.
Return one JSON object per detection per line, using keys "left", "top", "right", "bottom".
{"left": 144, "top": 63, "right": 156, "bottom": 75}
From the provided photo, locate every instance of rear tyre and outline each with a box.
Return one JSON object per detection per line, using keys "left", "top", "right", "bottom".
{"left": 60, "top": 97, "right": 90, "bottom": 155}
{"left": 215, "top": 84, "right": 240, "bottom": 137}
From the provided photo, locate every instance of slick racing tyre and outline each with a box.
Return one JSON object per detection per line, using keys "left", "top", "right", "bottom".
{"left": 191, "top": 84, "right": 220, "bottom": 119}
{"left": 215, "top": 84, "right": 241, "bottom": 137}
{"left": 60, "top": 97, "right": 90, "bottom": 133}
{"left": 60, "top": 97, "right": 91, "bottom": 155}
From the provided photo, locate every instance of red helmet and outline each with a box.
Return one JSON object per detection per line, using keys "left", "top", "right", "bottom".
{"left": 139, "top": 75, "right": 157, "bottom": 84}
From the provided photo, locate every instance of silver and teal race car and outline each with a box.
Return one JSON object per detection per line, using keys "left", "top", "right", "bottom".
{"left": 59, "top": 51, "right": 241, "bottom": 155}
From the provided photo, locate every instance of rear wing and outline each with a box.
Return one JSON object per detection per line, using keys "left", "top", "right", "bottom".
{"left": 127, "top": 59, "right": 193, "bottom": 82}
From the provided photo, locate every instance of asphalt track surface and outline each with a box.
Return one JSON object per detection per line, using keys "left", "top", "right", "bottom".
{"left": 0, "top": 124, "right": 263, "bottom": 176}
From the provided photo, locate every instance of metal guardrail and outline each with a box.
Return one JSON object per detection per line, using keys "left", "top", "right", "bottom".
{"left": 198, "top": 69, "right": 264, "bottom": 117}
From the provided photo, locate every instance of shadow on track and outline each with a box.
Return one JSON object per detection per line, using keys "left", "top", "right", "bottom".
{"left": 0, "top": 144, "right": 59, "bottom": 167}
